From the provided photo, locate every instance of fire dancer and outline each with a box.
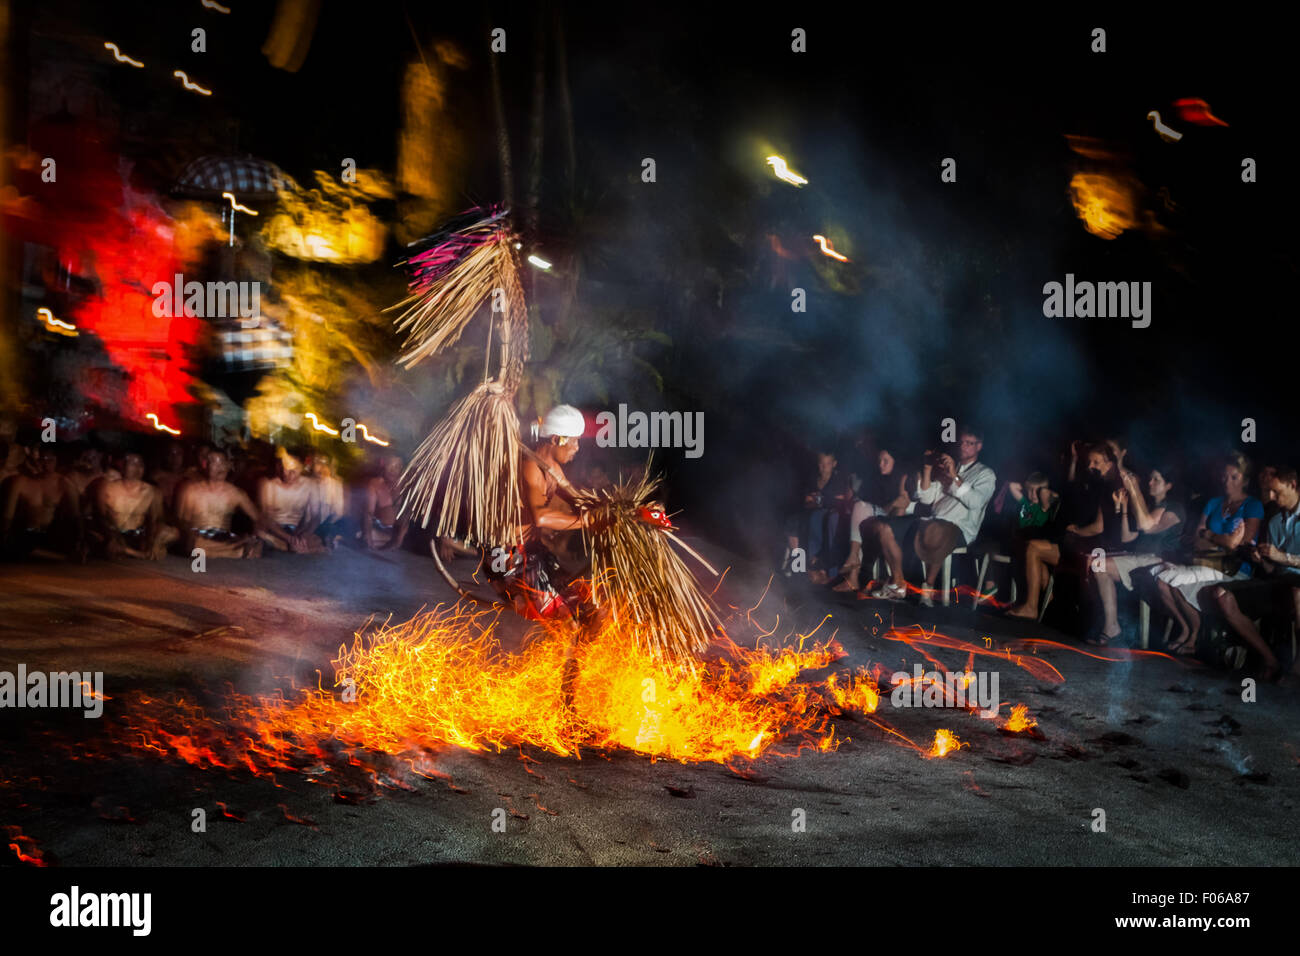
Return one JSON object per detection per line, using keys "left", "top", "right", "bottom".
{"left": 175, "top": 448, "right": 264, "bottom": 558}
{"left": 486, "top": 404, "right": 593, "bottom": 621}
{"left": 93, "top": 452, "right": 178, "bottom": 559}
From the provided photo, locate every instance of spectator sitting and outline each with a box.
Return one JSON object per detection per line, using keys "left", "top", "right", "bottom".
{"left": 1151, "top": 452, "right": 1265, "bottom": 656}
{"left": 175, "top": 447, "right": 264, "bottom": 558}
{"left": 257, "top": 447, "right": 327, "bottom": 553}
{"left": 782, "top": 447, "right": 853, "bottom": 582}
{"left": 1008, "top": 442, "right": 1124, "bottom": 620}
{"left": 364, "top": 455, "right": 409, "bottom": 551}
{"left": 858, "top": 425, "right": 996, "bottom": 605}
{"left": 305, "top": 452, "right": 348, "bottom": 551}
{"left": 1200, "top": 466, "right": 1300, "bottom": 683}
{"left": 93, "top": 452, "right": 178, "bottom": 560}
{"left": 149, "top": 440, "right": 187, "bottom": 519}
{"left": 1087, "top": 466, "right": 1184, "bottom": 645}
{"left": 1008, "top": 472, "right": 1060, "bottom": 533}
{"left": 834, "top": 446, "right": 910, "bottom": 592}
{"left": 2, "top": 444, "right": 86, "bottom": 561}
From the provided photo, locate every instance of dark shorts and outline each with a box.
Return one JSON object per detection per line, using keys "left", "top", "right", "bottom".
{"left": 1217, "top": 575, "right": 1300, "bottom": 618}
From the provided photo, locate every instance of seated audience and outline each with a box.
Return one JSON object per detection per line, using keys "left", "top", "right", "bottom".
{"left": 782, "top": 447, "right": 853, "bottom": 581}
{"left": 305, "top": 452, "right": 348, "bottom": 551}
{"left": 1198, "top": 466, "right": 1300, "bottom": 682}
{"left": 835, "top": 447, "right": 910, "bottom": 592}
{"left": 363, "top": 455, "right": 409, "bottom": 551}
{"left": 93, "top": 452, "right": 178, "bottom": 560}
{"left": 1088, "top": 466, "right": 1184, "bottom": 645}
{"left": 175, "top": 447, "right": 264, "bottom": 558}
{"left": 257, "top": 448, "right": 327, "bottom": 553}
{"left": 858, "top": 425, "right": 995, "bottom": 605}
{"left": 1, "top": 444, "right": 85, "bottom": 560}
{"left": 1008, "top": 442, "right": 1124, "bottom": 620}
{"left": 1151, "top": 452, "right": 1264, "bottom": 654}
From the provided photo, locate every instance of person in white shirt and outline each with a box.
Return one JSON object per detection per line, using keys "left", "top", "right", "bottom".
{"left": 306, "top": 452, "right": 348, "bottom": 551}
{"left": 860, "top": 426, "right": 996, "bottom": 605}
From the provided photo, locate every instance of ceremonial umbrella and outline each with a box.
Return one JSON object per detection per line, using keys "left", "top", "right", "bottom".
{"left": 172, "top": 155, "right": 298, "bottom": 245}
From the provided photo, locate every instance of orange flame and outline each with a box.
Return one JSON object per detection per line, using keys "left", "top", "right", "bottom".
{"left": 1002, "top": 703, "right": 1038, "bottom": 733}
{"left": 1069, "top": 172, "right": 1137, "bottom": 241}
{"left": 928, "top": 728, "right": 965, "bottom": 758}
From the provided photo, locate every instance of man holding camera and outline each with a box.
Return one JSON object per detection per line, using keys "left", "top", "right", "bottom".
{"left": 860, "top": 425, "right": 995, "bottom": 605}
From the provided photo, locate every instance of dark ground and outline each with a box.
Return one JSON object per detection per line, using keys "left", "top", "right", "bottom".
{"left": 1, "top": 537, "right": 1297, "bottom": 867}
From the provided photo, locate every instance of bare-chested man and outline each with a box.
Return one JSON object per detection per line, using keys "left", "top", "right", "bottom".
{"left": 306, "top": 452, "right": 347, "bottom": 551}
{"left": 363, "top": 455, "right": 409, "bottom": 551}
{"left": 94, "top": 453, "right": 178, "bottom": 559}
{"left": 256, "top": 448, "right": 325, "bottom": 553}
{"left": 1, "top": 445, "right": 85, "bottom": 560}
{"left": 175, "top": 448, "right": 264, "bottom": 558}
{"left": 150, "top": 441, "right": 187, "bottom": 517}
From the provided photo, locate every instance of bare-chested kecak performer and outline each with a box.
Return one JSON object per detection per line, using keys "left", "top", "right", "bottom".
{"left": 257, "top": 447, "right": 326, "bottom": 553}
{"left": 94, "top": 453, "right": 178, "bottom": 559}
{"left": 175, "top": 448, "right": 264, "bottom": 559}
{"left": 390, "top": 206, "right": 722, "bottom": 670}
{"left": 362, "top": 455, "right": 409, "bottom": 552}
{"left": 1, "top": 444, "right": 85, "bottom": 560}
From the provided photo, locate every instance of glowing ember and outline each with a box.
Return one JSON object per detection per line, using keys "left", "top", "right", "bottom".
{"left": 1003, "top": 703, "right": 1038, "bottom": 733}
{"left": 928, "top": 729, "right": 965, "bottom": 758}
{"left": 173, "top": 70, "right": 212, "bottom": 96}
{"left": 222, "top": 192, "right": 259, "bottom": 216}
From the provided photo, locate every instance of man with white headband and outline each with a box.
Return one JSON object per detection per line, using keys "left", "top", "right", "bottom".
{"left": 488, "top": 404, "right": 592, "bottom": 620}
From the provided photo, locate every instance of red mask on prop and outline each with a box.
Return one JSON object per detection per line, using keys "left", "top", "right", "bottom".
{"left": 637, "top": 506, "right": 674, "bottom": 530}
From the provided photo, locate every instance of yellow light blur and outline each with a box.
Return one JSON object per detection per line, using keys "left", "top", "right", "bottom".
{"left": 221, "top": 192, "right": 258, "bottom": 216}
{"left": 304, "top": 412, "right": 340, "bottom": 437}
{"left": 1068, "top": 172, "right": 1137, "bottom": 241}
{"left": 765, "top": 155, "right": 808, "bottom": 186}
{"left": 526, "top": 255, "right": 552, "bottom": 271}
{"left": 146, "top": 413, "right": 181, "bottom": 435}
{"left": 36, "top": 307, "right": 78, "bottom": 337}
{"left": 812, "top": 234, "right": 849, "bottom": 262}
{"left": 358, "top": 423, "right": 390, "bottom": 447}
{"left": 103, "top": 42, "right": 144, "bottom": 68}
{"left": 173, "top": 71, "right": 212, "bottom": 96}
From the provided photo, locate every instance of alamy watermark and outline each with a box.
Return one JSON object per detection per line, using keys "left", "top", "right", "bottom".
{"left": 594, "top": 404, "right": 704, "bottom": 459}
{"left": 1042, "top": 274, "right": 1150, "bottom": 328}
{"left": 0, "top": 665, "right": 104, "bottom": 718}
{"left": 889, "top": 664, "right": 999, "bottom": 718}
{"left": 151, "top": 273, "right": 260, "bottom": 319}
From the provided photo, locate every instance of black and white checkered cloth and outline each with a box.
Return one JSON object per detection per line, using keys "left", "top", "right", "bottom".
{"left": 219, "top": 321, "right": 293, "bottom": 370}
{"left": 174, "top": 156, "right": 296, "bottom": 200}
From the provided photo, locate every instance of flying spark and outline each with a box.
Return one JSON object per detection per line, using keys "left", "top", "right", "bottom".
{"left": 812, "top": 235, "right": 849, "bottom": 261}
{"left": 201, "top": 0, "right": 232, "bottom": 12}
{"left": 526, "top": 255, "right": 552, "bottom": 270}
{"left": 103, "top": 42, "right": 144, "bottom": 67}
{"left": 765, "top": 155, "right": 808, "bottom": 186}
